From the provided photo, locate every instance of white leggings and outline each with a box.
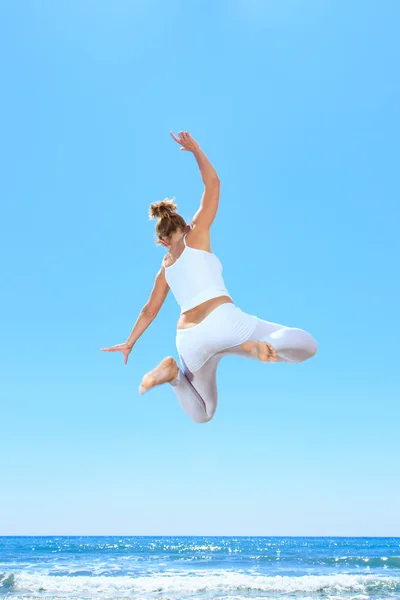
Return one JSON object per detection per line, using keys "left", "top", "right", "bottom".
{"left": 170, "top": 309, "right": 318, "bottom": 424}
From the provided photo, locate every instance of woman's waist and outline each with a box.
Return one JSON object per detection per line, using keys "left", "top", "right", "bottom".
{"left": 177, "top": 295, "right": 233, "bottom": 330}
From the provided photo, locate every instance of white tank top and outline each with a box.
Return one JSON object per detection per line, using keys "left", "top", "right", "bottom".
{"left": 164, "top": 235, "right": 231, "bottom": 313}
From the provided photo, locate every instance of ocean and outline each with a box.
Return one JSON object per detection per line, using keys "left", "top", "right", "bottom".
{"left": 0, "top": 536, "right": 399, "bottom": 599}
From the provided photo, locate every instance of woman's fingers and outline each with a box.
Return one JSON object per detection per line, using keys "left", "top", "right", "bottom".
{"left": 183, "top": 132, "right": 196, "bottom": 149}
{"left": 101, "top": 345, "right": 123, "bottom": 352}
{"left": 171, "top": 131, "right": 187, "bottom": 151}
{"left": 170, "top": 131, "right": 182, "bottom": 144}
{"left": 170, "top": 130, "right": 196, "bottom": 152}
{"left": 180, "top": 131, "right": 192, "bottom": 151}
{"left": 102, "top": 344, "right": 131, "bottom": 365}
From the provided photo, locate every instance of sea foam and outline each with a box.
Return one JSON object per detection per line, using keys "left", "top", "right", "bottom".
{"left": 1, "top": 571, "right": 399, "bottom": 597}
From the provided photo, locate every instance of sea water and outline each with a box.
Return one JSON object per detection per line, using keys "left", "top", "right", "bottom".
{"left": 1, "top": 536, "right": 400, "bottom": 599}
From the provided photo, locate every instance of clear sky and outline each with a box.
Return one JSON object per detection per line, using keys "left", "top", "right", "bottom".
{"left": 1, "top": 0, "right": 399, "bottom": 537}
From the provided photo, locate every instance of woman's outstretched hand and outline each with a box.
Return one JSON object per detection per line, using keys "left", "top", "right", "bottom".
{"left": 170, "top": 131, "right": 200, "bottom": 153}
{"left": 101, "top": 343, "right": 133, "bottom": 365}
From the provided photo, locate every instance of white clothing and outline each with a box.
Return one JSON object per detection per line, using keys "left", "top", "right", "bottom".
{"left": 162, "top": 235, "right": 317, "bottom": 424}
{"left": 164, "top": 235, "right": 230, "bottom": 314}
{"left": 176, "top": 303, "right": 257, "bottom": 373}
{"left": 171, "top": 304, "right": 318, "bottom": 423}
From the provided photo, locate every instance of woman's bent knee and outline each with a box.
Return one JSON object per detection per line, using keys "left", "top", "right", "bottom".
{"left": 192, "top": 405, "right": 216, "bottom": 424}
{"left": 295, "top": 329, "right": 318, "bottom": 362}
{"left": 192, "top": 414, "right": 214, "bottom": 424}
{"left": 277, "top": 328, "right": 318, "bottom": 363}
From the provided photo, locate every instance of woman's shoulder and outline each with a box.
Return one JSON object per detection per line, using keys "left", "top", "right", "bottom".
{"left": 162, "top": 254, "right": 172, "bottom": 269}
{"left": 186, "top": 226, "right": 211, "bottom": 252}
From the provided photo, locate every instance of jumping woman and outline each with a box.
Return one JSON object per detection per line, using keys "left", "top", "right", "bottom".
{"left": 102, "top": 131, "right": 317, "bottom": 423}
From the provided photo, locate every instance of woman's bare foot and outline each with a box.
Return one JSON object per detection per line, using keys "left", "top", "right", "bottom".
{"left": 139, "top": 356, "right": 179, "bottom": 394}
{"left": 241, "top": 340, "right": 278, "bottom": 362}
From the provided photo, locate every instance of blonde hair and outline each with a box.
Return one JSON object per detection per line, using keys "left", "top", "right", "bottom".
{"left": 149, "top": 198, "right": 187, "bottom": 244}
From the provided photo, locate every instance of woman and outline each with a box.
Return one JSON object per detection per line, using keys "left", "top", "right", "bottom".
{"left": 102, "top": 131, "right": 317, "bottom": 423}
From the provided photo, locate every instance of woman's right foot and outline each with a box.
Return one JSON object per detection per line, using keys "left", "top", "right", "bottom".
{"left": 139, "top": 356, "right": 179, "bottom": 394}
{"left": 241, "top": 340, "right": 278, "bottom": 362}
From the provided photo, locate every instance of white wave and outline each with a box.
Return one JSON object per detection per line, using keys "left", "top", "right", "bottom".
{"left": 1, "top": 597, "right": 378, "bottom": 600}
{"left": 5, "top": 571, "right": 400, "bottom": 597}
{"left": 2, "top": 596, "right": 381, "bottom": 600}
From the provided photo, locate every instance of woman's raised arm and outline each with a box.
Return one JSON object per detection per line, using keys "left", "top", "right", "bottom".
{"left": 170, "top": 131, "right": 220, "bottom": 230}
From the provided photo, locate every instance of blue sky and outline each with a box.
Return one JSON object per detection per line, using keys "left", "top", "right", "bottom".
{"left": 1, "top": 0, "right": 399, "bottom": 536}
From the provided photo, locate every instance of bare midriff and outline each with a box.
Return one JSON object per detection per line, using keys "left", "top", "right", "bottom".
{"left": 177, "top": 295, "right": 233, "bottom": 330}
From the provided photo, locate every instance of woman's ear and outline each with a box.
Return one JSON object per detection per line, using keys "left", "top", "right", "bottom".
{"left": 185, "top": 224, "right": 191, "bottom": 233}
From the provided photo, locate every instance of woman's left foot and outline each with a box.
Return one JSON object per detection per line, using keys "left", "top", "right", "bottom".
{"left": 241, "top": 340, "right": 278, "bottom": 362}
{"left": 139, "top": 356, "right": 179, "bottom": 394}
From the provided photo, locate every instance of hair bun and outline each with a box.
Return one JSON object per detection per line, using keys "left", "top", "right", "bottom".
{"left": 149, "top": 198, "right": 178, "bottom": 220}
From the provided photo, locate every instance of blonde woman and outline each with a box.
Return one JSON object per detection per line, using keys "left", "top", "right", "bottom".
{"left": 102, "top": 132, "right": 317, "bottom": 423}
